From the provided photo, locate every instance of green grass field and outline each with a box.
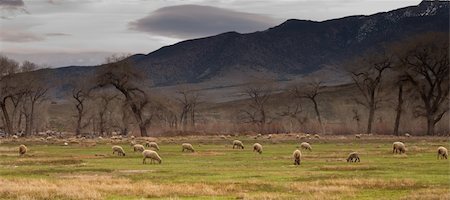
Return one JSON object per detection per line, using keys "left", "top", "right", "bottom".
{"left": 0, "top": 136, "right": 449, "bottom": 200}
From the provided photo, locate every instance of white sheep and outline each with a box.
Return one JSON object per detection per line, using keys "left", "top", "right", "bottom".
{"left": 146, "top": 142, "right": 160, "bottom": 151}
{"left": 405, "top": 133, "right": 411, "bottom": 137}
{"left": 299, "top": 135, "right": 307, "bottom": 140}
{"left": 142, "top": 150, "right": 162, "bottom": 164}
{"left": 253, "top": 143, "right": 263, "bottom": 154}
{"left": 355, "top": 134, "right": 361, "bottom": 139}
{"left": 12, "top": 135, "right": 18, "bottom": 140}
{"left": 181, "top": 143, "right": 195, "bottom": 152}
{"left": 232, "top": 140, "right": 244, "bottom": 149}
{"left": 133, "top": 144, "right": 145, "bottom": 152}
{"left": 437, "top": 146, "right": 448, "bottom": 159}
{"left": 347, "top": 152, "right": 360, "bottom": 162}
{"left": 18, "top": 144, "right": 27, "bottom": 156}
{"left": 313, "top": 134, "right": 320, "bottom": 139}
{"left": 267, "top": 134, "right": 272, "bottom": 139}
{"left": 293, "top": 149, "right": 302, "bottom": 165}
{"left": 112, "top": 145, "right": 126, "bottom": 156}
{"left": 393, "top": 142, "right": 406, "bottom": 154}
{"left": 300, "top": 142, "right": 312, "bottom": 151}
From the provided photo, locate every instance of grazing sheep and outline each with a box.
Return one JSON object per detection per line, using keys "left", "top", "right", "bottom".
{"left": 313, "top": 134, "right": 320, "bottom": 139}
{"left": 355, "top": 134, "right": 361, "bottom": 139}
{"left": 267, "top": 134, "right": 272, "bottom": 139}
{"left": 299, "top": 135, "right": 307, "bottom": 140}
{"left": 130, "top": 140, "right": 136, "bottom": 146}
{"left": 232, "top": 140, "right": 244, "bottom": 149}
{"left": 347, "top": 152, "right": 360, "bottom": 162}
{"left": 300, "top": 142, "right": 312, "bottom": 151}
{"left": 133, "top": 144, "right": 145, "bottom": 152}
{"left": 220, "top": 135, "right": 227, "bottom": 140}
{"left": 305, "top": 134, "right": 310, "bottom": 138}
{"left": 293, "top": 149, "right": 302, "bottom": 165}
{"left": 405, "top": 133, "right": 411, "bottom": 137}
{"left": 146, "top": 142, "right": 160, "bottom": 151}
{"left": 63, "top": 142, "right": 68, "bottom": 146}
{"left": 18, "top": 144, "right": 27, "bottom": 156}
{"left": 142, "top": 150, "right": 162, "bottom": 164}
{"left": 130, "top": 135, "right": 135, "bottom": 139}
{"left": 257, "top": 133, "right": 262, "bottom": 138}
{"left": 181, "top": 143, "right": 195, "bottom": 152}
{"left": 437, "top": 146, "right": 448, "bottom": 159}
{"left": 253, "top": 143, "right": 263, "bottom": 154}
{"left": 12, "top": 135, "right": 18, "bottom": 140}
{"left": 112, "top": 145, "right": 126, "bottom": 156}
{"left": 393, "top": 142, "right": 406, "bottom": 154}
{"left": 296, "top": 134, "right": 300, "bottom": 139}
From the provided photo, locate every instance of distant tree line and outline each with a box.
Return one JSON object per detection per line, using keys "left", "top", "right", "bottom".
{"left": 0, "top": 32, "right": 447, "bottom": 137}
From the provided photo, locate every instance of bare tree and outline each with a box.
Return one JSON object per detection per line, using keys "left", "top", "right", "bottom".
{"left": 97, "top": 55, "right": 151, "bottom": 137}
{"left": 397, "top": 32, "right": 449, "bottom": 135}
{"left": 94, "top": 90, "right": 118, "bottom": 136}
{"left": 349, "top": 51, "right": 391, "bottom": 134}
{"left": 21, "top": 73, "right": 48, "bottom": 136}
{"left": 176, "top": 88, "right": 201, "bottom": 129}
{"left": 0, "top": 55, "right": 19, "bottom": 135}
{"left": 278, "top": 100, "right": 307, "bottom": 132}
{"left": 293, "top": 81, "right": 325, "bottom": 133}
{"left": 71, "top": 82, "right": 92, "bottom": 136}
{"left": 240, "top": 83, "right": 272, "bottom": 131}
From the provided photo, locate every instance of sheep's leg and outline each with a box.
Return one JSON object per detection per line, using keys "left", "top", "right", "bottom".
{"left": 143, "top": 158, "right": 146, "bottom": 164}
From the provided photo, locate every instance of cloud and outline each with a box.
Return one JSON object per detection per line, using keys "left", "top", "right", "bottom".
{"left": 45, "top": 32, "right": 71, "bottom": 37}
{"left": 0, "top": 0, "right": 27, "bottom": 19}
{"left": 129, "top": 4, "right": 276, "bottom": 38}
{"left": 0, "top": 30, "right": 44, "bottom": 42}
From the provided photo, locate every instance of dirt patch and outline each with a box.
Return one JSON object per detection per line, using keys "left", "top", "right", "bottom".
{"left": 117, "top": 170, "right": 154, "bottom": 174}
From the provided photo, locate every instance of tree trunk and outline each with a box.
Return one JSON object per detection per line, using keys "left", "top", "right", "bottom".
{"left": 76, "top": 112, "right": 82, "bottom": 135}
{"left": 393, "top": 84, "right": 403, "bottom": 136}
{"left": 426, "top": 116, "right": 435, "bottom": 136}
{"left": 0, "top": 103, "right": 13, "bottom": 136}
{"left": 138, "top": 123, "right": 148, "bottom": 137}
{"left": 29, "top": 103, "right": 35, "bottom": 135}
{"left": 312, "top": 99, "right": 324, "bottom": 134}
{"left": 367, "top": 105, "right": 375, "bottom": 134}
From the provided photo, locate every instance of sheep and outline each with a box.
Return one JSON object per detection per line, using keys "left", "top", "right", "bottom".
{"left": 299, "top": 135, "right": 307, "bottom": 140}
{"left": 347, "top": 152, "right": 360, "bottom": 162}
{"left": 112, "top": 145, "right": 126, "bottom": 156}
{"left": 142, "top": 150, "right": 162, "bottom": 164}
{"left": 18, "top": 144, "right": 27, "bottom": 156}
{"left": 393, "top": 142, "right": 406, "bottom": 154}
{"left": 293, "top": 149, "right": 302, "bottom": 165}
{"left": 267, "top": 134, "right": 272, "bottom": 139}
{"left": 300, "top": 142, "right": 312, "bottom": 151}
{"left": 146, "top": 142, "right": 160, "bottom": 151}
{"left": 220, "top": 135, "right": 227, "bottom": 140}
{"left": 133, "top": 144, "right": 145, "bottom": 152}
{"left": 12, "top": 135, "right": 18, "bottom": 140}
{"left": 181, "top": 143, "right": 195, "bottom": 152}
{"left": 405, "top": 133, "right": 411, "bottom": 137}
{"left": 355, "top": 134, "right": 361, "bottom": 139}
{"left": 253, "top": 143, "right": 263, "bottom": 154}
{"left": 130, "top": 135, "right": 135, "bottom": 139}
{"left": 437, "top": 146, "right": 448, "bottom": 159}
{"left": 305, "top": 133, "right": 310, "bottom": 138}
{"left": 232, "top": 140, "right": 244, "bottom": 149}
{"left": 313, "top": 134, "right": 320, "bottom": 139}
{"left": 130, "top": 140, "right": 136, "bottom": 146}
{"left": 296, "top": 134, "right": 300, "bottom": 139}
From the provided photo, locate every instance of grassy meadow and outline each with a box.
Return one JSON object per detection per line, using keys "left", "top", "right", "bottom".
{"left": 0, "top": 135, "right": 449, "bottom": 200}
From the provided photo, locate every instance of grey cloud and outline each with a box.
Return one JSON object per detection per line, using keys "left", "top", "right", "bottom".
{"left": 129, "top": 4, "right": 276, "bottom": 38}
{"left": 0, "top": 30, "right": 44, "bottom": 42}
{"left": 0, "top": 0, "right": 27, "bottom": 19}
{"left": 45, "top": 32, "right": 71, "bottom": 36}
{"left": 0, "top": 0, "right": 24, "bottom": 7}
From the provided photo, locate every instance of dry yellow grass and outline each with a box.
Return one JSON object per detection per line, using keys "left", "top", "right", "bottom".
{"left": 0, "top": 176, "right": 240, "bottom": 200}
{"left": 401, "top": 188, "right": 450, "bottom": 200}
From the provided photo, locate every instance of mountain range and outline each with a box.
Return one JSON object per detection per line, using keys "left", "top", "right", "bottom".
{"left": 37, "top": 0, "right": 449, "bottom": 97}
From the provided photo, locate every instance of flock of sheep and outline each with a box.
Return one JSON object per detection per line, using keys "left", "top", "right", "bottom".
{"left": 13, "top": 136, "right": 449, "bottom": 165}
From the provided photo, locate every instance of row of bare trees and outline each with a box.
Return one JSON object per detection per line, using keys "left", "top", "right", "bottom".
{"left": 0, "top": 56, "right": 49, "bottom": 136}
{"left": 239, "top": 32, "right": 448, "bottom": 135}
{"left": 0, "top": 32, "right": 446, "bottom": 137}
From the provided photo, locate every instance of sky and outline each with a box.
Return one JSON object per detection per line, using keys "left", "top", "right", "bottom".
{"left": 0, "top": 0, "right": 421, "bottom": 68}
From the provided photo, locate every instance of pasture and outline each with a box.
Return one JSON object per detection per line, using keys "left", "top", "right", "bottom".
{"left": 0, "top": 135, "right": 449, "bottom": 200}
